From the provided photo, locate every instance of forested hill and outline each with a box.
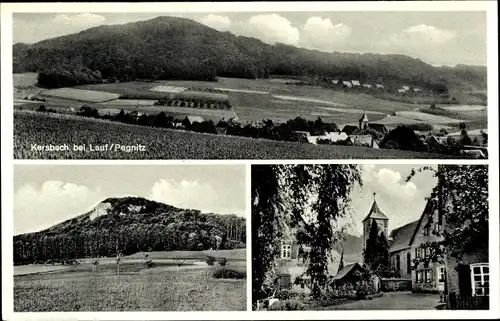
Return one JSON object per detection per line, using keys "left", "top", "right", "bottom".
{"left": 13, "top": 196, "right": 246, "bottom": 265}
{"left": 13, "top": 16, "right": 486, "bottom": 91}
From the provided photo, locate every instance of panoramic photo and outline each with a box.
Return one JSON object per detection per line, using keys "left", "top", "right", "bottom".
{"left": 13, "top": 165, "right": 247, "bottom": 311}
{"left": 13, "top": 11, "right": 487, "bottom": 159}
{"left": 251, "top": 164, "right": 489, "bottom": 310}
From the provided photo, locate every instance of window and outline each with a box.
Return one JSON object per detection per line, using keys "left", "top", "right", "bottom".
{"left": 470, "top": 263, "right": 489, "bottom": 296}
{"left": 423, "top": 225, "right": 430, "bottom": 236}
{"left": 438, "top": 267, "right": 445, "bottom": 282}
{"left": 434, "top": 222, "right": 442, "bottom": 233}
{"left": 416, "top": 248, "right": 421, "bottom": 259}
{"left": 396, "top": 255, "right": 401, "bottom": 275}
{"left": 281, "top": 244, "right": 292, "bottom": 259}
{"left": 416, "top": 270, "right": 423, "bottom": 283}
{"left": 425, "top": 247, "right": 431, "bottom": 258}
{"left": 425, "top": 269, "right": 433, "bottom": 283}
{"left": 407, "top": 253, "right": 411, "bottom": 274}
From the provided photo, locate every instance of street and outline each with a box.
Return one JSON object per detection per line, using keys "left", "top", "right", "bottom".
{"left": 330, "top": 292, "right": 440, "bottom": 310}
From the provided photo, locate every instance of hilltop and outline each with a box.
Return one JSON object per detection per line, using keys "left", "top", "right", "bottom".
{"left": 13, "top": 196, "right": 246, "bottom": 265}
{"left": 13, "top": 16, "right": 486, "bottom": 91}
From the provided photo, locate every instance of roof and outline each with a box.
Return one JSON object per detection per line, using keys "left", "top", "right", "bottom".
{"left": 184, "top": 116, "right": 204, "bottom": 123}
{"left": 376, "top": 84, "right": 384, "bottom": 88}
{"left": 362, "top": 199, "right": 389, "bottom": 222}
{"left": 362, "top": 84, "right": 372, "bottom": 88}
{"left": 342, "top": 81, "right": 353, "bottom": 87}
{"left": 342, "top": 125, "right": 359, "bottom": 135}
{"left": 409, "top": 198, "right": 439, "bottom": 246}
{"left": 351, "top": 80, "right": 361, "bottom": 86}
{"left": 402, "top": 86, "right": 410, "bottom": 91}
{"left": 307, "top": 132, "right": 348, "bottom": 145}
{"left": 332, "top": 262, "right": 362, "bottom": 281}
{"left": 368, "top": 123, "right": 389, "bottom": 134}
{"left": 389, "top": 220, "right": 419, "bottom": 253}
{"left": 332, "top": 79, "right": 340, "bottom": 84}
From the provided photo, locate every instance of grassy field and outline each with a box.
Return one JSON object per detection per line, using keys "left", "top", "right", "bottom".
{"left": 14, "top": 251, "right": 246, "bottom": 311}
{"left": 13, "top": 110, "right": 456, "bottom": 159}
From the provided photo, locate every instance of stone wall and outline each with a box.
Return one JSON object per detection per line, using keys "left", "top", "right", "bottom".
{"left": 381, "top": 278, "right": 412, "bottom": 292}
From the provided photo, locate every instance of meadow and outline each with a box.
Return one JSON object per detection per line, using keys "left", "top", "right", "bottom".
{"left": 14, "top": 249, "right": 246, "bottom": 311}
{"left": 13, "top": 110, "right": 455, "bottom": 159}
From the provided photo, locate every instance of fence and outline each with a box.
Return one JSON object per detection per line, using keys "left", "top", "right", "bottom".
{"left": 447, "top": 293, "right": 489, "bottom": 310}
{"left": 380, "top": 278, "right": 412, "bottom": 292}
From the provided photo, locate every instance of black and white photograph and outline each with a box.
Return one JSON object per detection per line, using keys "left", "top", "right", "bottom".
{"left": 251, "top": 164, "right": 489, "bottom": 310}
{"left": 13, "top": 165, "right": 247, "bottom": 311}
{"left": 12, "top": 10, "right": 488, "bottom": 159}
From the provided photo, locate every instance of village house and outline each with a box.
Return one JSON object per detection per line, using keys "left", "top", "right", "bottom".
{"left": 375, "top": 84, "right": 385, "bottom": 89}
{"left": 362, "top": 84, "right": 373, "bottom": 89}
{"left": 397, "top": 88, "right": 406, "bottom": 94}
{"left": 346, "top": 135, "right": 379, "bottom": 149}
{"left": 351, "top": 80, "right": 362, "bottom": 87}
{"left": 408, "top": 199, "right": 446, "bottom": 293}
{"left": 342, "top": 80, "right": 353, "bottom": 88}
{"left": 402, "top": 85, "right": 411, "bottom": 91}
{"left": 306, "top": 131, "right": 348, "bottom": 145}
{"left": 183, "top": 115, "right": 204, "bottom": 127}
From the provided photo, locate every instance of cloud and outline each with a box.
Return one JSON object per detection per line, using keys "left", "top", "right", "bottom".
{"left": 201, "top": 14, "right": 232, "bottom": 31}
{"left": 301, "top": 17, "right": 352, "bottom": 51}
{"left": 150, "top": 179, "right": 242, "bottom": 216}
{"left": 388, "top": 24, "right": 456, "bottom": 46}
{"left": 14, "top": 181, "right": 102, "bottom": 235}
{"left": 53, "top": 13, "right": 106, "bottom": 26}
{"left": 243, "top": 14, "right": 300, "bottom": 46}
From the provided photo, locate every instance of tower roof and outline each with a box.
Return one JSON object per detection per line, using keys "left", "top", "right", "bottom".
{"left": 359, "top": 111, "right": 369, "bottom": 123}
{"left": 362, "top": 193, "right": 389, "bottom": 222}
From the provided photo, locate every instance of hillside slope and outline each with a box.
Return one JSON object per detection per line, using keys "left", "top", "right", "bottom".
{"left": 13, "top": 16, "right": 486, "bottom": 91}
{"left": 13, "top": 196, "right": 246, "bottom": 265}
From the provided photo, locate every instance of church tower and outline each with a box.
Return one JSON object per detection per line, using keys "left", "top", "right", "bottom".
{"left": 359, "top": 111, "right": 369, "bottom": 130}
{"left": 362, "top": 193, "right": 389, "bottom": 252}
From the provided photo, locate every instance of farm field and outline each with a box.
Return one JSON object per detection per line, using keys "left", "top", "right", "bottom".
{"left": 14, "top": 73, "right": 487, "bottom": 132}
{"left": 39, "top": 88, "right": 121, "bottom": 103}
{"left": 14, "top": 250, "right": 246, "bottom": 311}
{"left": 13, "top": 110, "right": 456, "bottom": 159}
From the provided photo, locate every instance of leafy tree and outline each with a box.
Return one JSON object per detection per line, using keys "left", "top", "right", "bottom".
{"left": 363, "top": 219, "right": 380, "bottom": 270}
{"left": 380, "top": 125, "right": 426, "bottom": 152}
{"left": 460, "top": 129, "right": 473, "bottom": 146}
{"left": 252, "top": 165, "right": 361, "bottom": 302}
{"left": 406, "top": 165, "right": 488, "bottom": 262}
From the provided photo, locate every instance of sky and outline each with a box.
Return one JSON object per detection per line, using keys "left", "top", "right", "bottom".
{"left": 347, "top": 164, "right": 437, "bottom": 237}
{"left": 13, "top": 165, "right": 246, "bottom": 235}
{"left": 13, "top": 11, "right": 486, "bottom": 66}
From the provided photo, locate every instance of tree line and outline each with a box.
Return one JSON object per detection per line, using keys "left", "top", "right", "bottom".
{"left": 14, "top": 197, "right": 246, "bottom": 265}
{"left": 13, "top": 16, "right": 486, "bottom": 91}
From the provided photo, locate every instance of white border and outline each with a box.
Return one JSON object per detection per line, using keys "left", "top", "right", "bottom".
{"left": 2, "top": 1, "right": 499, "bottom": 320}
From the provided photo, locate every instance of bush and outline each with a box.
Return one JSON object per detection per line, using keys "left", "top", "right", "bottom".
{"left": 217, "top": 257, "right": 228, "bottom": 266}
{"left": 268, "top": 299, "right": 306, "bottom": 311}
{"left": 206, "top": 255, "right": 216, "bottom": 266}
{"left": 275, "top": 290, "right": 291, "bottom": 300}
{"left": 212, "top": 267, "right": 246, "bottom": 279}
{"left": 145, "top": 260, "right": 156, "bottom": 268}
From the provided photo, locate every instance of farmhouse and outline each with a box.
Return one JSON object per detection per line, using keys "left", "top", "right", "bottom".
{"left": 397, "top": 89, "right": 406, "bottom": 94}
{"left": 346, "top": 135, "right": 379, "bottom": 149}
{"left": 306, "top": 132, "right": 348, "bottom": 145}
{"left": 362, "top": 84, "right": 373, "bottom": 89}
{"left": 375, "top": 84, "right": 385, "bottom": 89}
{"left": 331, "top": 79, "right": 340, "bottom": 85}
{"left": 413, "top": 88, "right": 423, "bottom": 93}
{"left": 183, "top": 116, "right": 204, "bottom": 126}
{"left": 351, "top": 80, "right": 361, "bottom": 87}
{"left": 402, "top": 86, "right": 411, "bottom": 91}
{"left": 342, "top": 81, "right": 353, "bottom": 88}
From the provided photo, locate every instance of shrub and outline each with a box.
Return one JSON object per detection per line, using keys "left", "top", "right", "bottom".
{"left": 217, "top": 257, "right": 228, "bottom": 266}
{"left": 145, "top": 260, "right": 156, "bottom": 268}
{"left": 268, "top": 299, "right": 306, "bottom": 311}
{"left": 212, "top": 267, "right": 246, "bottom": 279}
{"left": 206, "top": 255, "right": 216, "bottom": 266}
{"left": 275, "top": 290, "right": 291, "bottom": 300}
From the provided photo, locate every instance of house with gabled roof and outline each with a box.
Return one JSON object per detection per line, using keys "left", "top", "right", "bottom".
{"left": 351, "top": 80, "right": 361, "bottom": 87}
{"left": 408, "top": 198, "right": 446, "bottom": 293}
{"left": 342, "top": 81, "right": 353, "bottom": 88}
